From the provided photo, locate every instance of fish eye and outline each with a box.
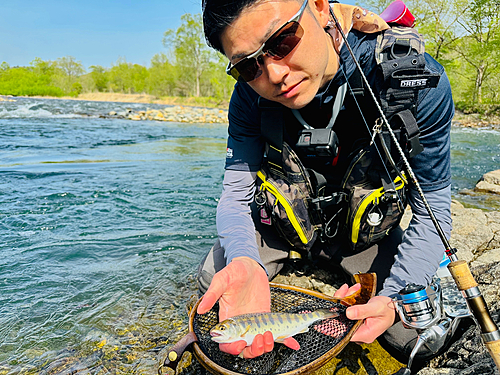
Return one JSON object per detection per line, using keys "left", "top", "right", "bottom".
{"left": 219, "top": 326, "right": 225, "bottom": 331}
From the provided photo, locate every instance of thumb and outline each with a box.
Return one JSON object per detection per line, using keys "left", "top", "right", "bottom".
{"left": 197, "top": 291, "right": 219, "bottom": 315}
{"left": 197, "top": 272, "right": 228, "bottom": 315}
{"left": 345, "top": 304, "right": 372, "bottom": 320}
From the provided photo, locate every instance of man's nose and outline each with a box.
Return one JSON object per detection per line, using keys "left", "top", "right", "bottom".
{"left": 262, "top": 56, "right": 290, "bottom": 84}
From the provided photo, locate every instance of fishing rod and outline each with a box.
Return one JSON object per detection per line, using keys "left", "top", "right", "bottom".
{"left": 328, "top": 5, "right": 500, "bottom": 370}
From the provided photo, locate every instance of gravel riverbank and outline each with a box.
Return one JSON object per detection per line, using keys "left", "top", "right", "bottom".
{"left": 106, "top": 105, "right": 500, "bottom": 130}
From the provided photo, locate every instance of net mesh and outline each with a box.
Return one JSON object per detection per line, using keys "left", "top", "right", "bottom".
{"left": 192, "top": 287, "right": 355, "bottom": 375}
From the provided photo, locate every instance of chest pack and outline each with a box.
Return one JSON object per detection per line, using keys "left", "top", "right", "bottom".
{"left": 255, "top": 23, "right": 440, "bottom": 253}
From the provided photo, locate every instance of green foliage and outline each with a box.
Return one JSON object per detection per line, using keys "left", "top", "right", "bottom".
{"left": 107, "top": 58, "right": 149, "bottom": 94}
{"left": 0, "top": 13, "right": 234, "bottom": 102}
{"left": 163, "top": 13, "right": 223, "bottom": 97}
{"left": 360, "top": 0, "right": 500, "bottom": 105}
{"left": 455, "top": 101, "right": 500, "bottom": 117}
{"left": 7, "top": 2, "right": 499, "bottom": 109}
{"left": 0, "top": 61, "right": 65, "bottom": 97}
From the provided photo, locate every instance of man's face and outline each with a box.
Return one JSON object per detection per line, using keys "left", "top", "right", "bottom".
{"left": 221, "top": 0, "right": 339, "bottom": 109}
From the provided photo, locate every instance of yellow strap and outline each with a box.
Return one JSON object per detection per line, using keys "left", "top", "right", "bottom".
{"left": 351, "top": 176, "right": 405, "bottom": 244}
{"left": 257, "top": 171, "right": 309, "bottom": 245}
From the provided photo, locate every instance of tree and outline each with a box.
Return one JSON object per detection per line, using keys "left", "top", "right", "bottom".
{"left": 361, "top": 0, "right": 466, "bottom": 60}
{"left": 57, "top": 56, "right": 85, "bottom": 78}
{"left": 454, "top": 0, "right": 500, "bottom": 103}
{"left": 108, "top": 58, "right": 149, "bottom": 94}
{"left": 163, "top": 13, "right": 213, "bottom": 97}
{"left": 55, "top": 56, "right": 86, "bottom": 94}
{"left": 146, "top": 53, "right": 177, "bottom": 97}
{"left": 88, "top": 65, "right": 109, "bottom": 92}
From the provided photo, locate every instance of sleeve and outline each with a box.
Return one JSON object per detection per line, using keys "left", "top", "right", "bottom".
{"left": 409, "top": 54, "right": 454, "bottom": 192}
{"left": 225, "top": 82, "right": 265, "bottom": 172}
{"left": 379, "top": 55, "right": 454, "bottom": 297}
{"left": 217, "top": 82, "right": 267, "bottom": 269}
{"left": 217, "top": 169, "right": 266, "bottom": 271}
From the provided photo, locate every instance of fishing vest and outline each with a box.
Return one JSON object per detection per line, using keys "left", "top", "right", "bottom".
{"left": 254, "top": 25, "right": 440, "bottom": 252}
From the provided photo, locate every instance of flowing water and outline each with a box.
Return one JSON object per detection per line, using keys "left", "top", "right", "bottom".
{"left": 0, "top": 97, "right": 499, "bottom": 374}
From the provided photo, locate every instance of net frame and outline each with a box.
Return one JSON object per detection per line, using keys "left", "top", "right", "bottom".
{"left": 189, "top": 273, "right": 376, "bottom": 375}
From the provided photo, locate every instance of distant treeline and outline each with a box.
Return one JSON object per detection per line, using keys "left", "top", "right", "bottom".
{"left": 0, "top": 14, "right": 234, "bottom": 101}
{"left": 1, "top": 2, "right": 500, "bottom": 114}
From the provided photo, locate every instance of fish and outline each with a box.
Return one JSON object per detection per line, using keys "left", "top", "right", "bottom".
{"left": 209, "top": 309, "right": 339, "bottom": 346}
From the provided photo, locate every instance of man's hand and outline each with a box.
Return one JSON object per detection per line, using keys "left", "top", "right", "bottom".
{"left": 334, "top": 283, "right": 396, "bottom": 343}
{"left": 197, "top": 256, "right": 299, "bottom": 358}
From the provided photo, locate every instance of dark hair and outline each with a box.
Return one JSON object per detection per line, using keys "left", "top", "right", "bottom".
{"left": 202, "top": 0, "right": 302, "bottom": 55}
{"left": 202, "top": 0, "right": 259, "bottom": 54}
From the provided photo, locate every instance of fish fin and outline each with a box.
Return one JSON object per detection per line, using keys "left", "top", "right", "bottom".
{"left": 240, "top": 325, "right": 251, "bottom": 338}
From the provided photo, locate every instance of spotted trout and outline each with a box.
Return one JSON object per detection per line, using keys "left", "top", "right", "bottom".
{"left": 209, "top": 309, "right": 338, "bottom": 346}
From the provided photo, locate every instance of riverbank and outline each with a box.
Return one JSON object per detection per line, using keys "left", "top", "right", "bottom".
{"left": 11, "top": 92, "right": 230, "bottom": 109}
{"left": 453, "top": 110, "right": 500, "bottom": 130}
{"left": 4, "top": 93, "right": 500, "bottom": 129}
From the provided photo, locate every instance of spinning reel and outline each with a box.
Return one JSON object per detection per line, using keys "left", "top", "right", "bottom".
{"left": 393, "top": 272, "right": 471, "bottom": 374}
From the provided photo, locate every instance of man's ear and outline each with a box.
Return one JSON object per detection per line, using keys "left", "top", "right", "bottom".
{"left": 312, "top": 0, "right": 332, "bottom": 28}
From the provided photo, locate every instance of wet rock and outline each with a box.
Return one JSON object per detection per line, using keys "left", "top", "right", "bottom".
{"left": 475, "top": 170, "right": 500, "bottom": 195}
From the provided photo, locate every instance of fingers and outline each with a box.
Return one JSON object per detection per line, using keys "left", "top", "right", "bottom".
{"left": 220, "top": 332, "right": 275, "bottom": 359}
{"left": 333, "top": 283, "right": 349, "bottom": 298}
{"left": 346, "top": 296, "right": 396, "bottom": 344}
{"left": 345, "top": 295, "right": 393, "bottom": 320}
{"left": 219, "top": 341, "right": 247, "bottom": 356}
{"left": 350, "top": 325, "right": 378, "bottom": 344}
{"left": 240, "top": 332, "right": 274, "bottom": 359}
{"left": 283, "top": 337, "right": 300, "bottom": 350}
{"left": 333, "top": 283, "right": 361, "bottom": 299}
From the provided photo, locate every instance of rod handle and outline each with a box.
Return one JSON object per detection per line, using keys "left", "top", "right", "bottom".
{"left": 447, "top": 260, "right": 478, "bottom": 290}
{"left": 485, "top": 340, "right": 500, "bottom": 369}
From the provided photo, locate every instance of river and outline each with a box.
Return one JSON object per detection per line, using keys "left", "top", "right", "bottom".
{"left": 0, "top": 97, "right": 499, "bottom": 374}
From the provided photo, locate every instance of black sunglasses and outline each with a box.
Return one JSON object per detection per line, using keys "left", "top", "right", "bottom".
{"left": 226, "top": 0, "right": 308, "bottom": 82}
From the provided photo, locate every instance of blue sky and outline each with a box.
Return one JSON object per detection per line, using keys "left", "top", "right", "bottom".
{"left": 0, "top": 0, "right": 356, "bottom": 69}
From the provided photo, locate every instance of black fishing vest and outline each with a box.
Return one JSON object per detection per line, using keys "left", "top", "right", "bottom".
{"left": 256, "top": 26, "right": 440, "bottom": 251}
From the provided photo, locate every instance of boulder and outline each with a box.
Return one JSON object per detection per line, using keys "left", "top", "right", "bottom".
{"left": 400, "top": 200, "right": 500, "bottom": 264}
{"left": 475, "top": 170, "right": 500, "bottom": 195}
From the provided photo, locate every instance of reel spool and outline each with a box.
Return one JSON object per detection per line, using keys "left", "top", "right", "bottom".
{"left": 394, "top": 282, "right": 441, "bottom": 330}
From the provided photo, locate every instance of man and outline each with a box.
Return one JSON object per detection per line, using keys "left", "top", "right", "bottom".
{"left": 197, "top": 0, "right": 454, "bottom": 361}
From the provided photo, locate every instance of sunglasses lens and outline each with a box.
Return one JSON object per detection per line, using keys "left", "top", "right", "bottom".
{"left": 231, "top": 57, "right": 261, "bottom": 82}
{"left": 267, "top": 22, "right": 303, "bottom": 58}
{"left": 229, "top": 21, "right": 304, "bottom": 82}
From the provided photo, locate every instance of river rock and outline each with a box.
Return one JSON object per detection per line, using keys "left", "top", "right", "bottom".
{"left": 120, "top": 106, "right": 228, "bottom": 124}
{"left": 450, "top": 200, "right": 500, "bottom": 264}
{"left": 475, "top": 170, "right": 500, "bottom": 195}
